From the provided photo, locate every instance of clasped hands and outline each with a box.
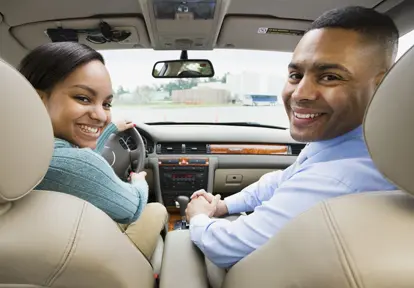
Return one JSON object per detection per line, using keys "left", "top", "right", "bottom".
{"left": 185, "top": 189, "right": 229, "bottom": 222}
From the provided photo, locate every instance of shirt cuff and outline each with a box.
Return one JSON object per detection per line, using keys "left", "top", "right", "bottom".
{"left": 189, "top": 214, "right": 213, "bottom": 244}
{"left": 224, "top": 194, "right": 246, "bottom": 215}
{"left": 190, "top": 213, "right": 212, "bottom": 227}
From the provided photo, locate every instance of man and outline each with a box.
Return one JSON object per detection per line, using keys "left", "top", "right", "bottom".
{"left": 185, "top": 6, "right": 400, "bottom": 269}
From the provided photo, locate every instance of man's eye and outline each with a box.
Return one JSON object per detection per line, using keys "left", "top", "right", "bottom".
{"left": 321, "top": 74, "right": 341, "bottom": 81}
{"left": 289, "top": 73, "right": 302, "bottom": 80}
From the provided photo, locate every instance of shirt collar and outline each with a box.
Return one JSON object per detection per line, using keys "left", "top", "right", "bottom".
{"left": 297, "top": 125, "right": 364, "bottom": 164}
{"left": 54, "top": 138, "right": 77, "bottom": 149}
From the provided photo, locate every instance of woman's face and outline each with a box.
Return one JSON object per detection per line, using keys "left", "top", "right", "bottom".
{"left": 40, "top": 60, "right": 113, "bottom": 149}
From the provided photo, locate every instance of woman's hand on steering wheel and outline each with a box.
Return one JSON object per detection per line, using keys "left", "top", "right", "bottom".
{"left": 114, "top": 119, "right": 135, "bottom": 132}
{"left": 128, "top": 171, "right": 147, "bottom": 183}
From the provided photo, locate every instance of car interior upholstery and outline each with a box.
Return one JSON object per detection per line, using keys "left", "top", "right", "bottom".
{"left": 1, "top": 0, "right": 414, "bottom": 287}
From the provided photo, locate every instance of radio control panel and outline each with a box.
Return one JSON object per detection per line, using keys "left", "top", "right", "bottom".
{"left": 158, "top": 158, "right": 209, "bottom": 207}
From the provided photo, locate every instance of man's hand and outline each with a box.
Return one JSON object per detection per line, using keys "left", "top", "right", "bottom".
{"left": 186, "top": 194, "right": 221, "bottom": 222}
{"left": 190, "top": 189, "right": 229, "bottom": 218}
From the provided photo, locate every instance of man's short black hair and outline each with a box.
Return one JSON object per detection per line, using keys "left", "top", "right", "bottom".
{"left": 307, "top": 6, "right": 399, "bottom": 67}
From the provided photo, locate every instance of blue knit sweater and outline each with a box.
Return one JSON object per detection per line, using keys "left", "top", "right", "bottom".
{"left": 35, "top": 123, "right": 149, "bottom": 224}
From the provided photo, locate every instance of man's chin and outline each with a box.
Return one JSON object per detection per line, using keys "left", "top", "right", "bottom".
{"left": 289, "top": 126, "right": 322, "bottom": 143}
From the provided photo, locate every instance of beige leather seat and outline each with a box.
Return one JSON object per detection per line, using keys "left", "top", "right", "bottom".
{"left": 160, "top": 45, "right": 414, "bottom": 288}
{"left": 0, "top": 59, "right": 155, "bottom": 287}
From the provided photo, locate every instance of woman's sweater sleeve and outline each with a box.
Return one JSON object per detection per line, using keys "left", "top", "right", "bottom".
{"left": 94, "top": 122, "right": 118, "bottom": 154}
{"left": 36, "top": 146, "right": 148, "bottom": 224}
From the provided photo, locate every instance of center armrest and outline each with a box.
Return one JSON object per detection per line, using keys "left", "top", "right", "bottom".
{"left": 159, "top": 230, "right": 209, "bottom": 288}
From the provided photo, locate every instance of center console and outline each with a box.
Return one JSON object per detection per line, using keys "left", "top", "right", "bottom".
{"left": 158, "top": 157, "right": 209, "bottom": 208}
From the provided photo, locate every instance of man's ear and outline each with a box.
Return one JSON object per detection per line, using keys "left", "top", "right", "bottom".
{"left": 374, "top": 71, "right": 387, "bottom": 88}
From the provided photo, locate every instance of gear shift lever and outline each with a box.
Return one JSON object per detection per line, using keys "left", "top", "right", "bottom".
{"left": 175, "top": 195, "right": 190, "bottom": 229}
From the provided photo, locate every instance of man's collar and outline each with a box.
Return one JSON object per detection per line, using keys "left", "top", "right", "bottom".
{"left": 297, "top": 125, "right": 363, "bottom": 164}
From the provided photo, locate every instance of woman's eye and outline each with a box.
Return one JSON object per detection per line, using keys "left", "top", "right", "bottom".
{"left": 74, "top": 95, "right": 90, "bottom": 103}
{"left": 103, "top": 103, "right": 112, "bottom": 109}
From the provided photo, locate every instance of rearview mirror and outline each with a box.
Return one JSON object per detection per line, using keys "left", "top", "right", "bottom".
{"left": 152, "top": 59, "right": 215, "bottom": 78}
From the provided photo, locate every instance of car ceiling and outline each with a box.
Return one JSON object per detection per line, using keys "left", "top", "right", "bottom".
{"left": 0, "top": 0, "right": 399, "bottom": 26}
{"left": 0, "top": 0, "right": 413, "bottom": 66}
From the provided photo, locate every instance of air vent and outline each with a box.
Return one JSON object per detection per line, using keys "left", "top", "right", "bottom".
{"left": 157, "top": 143, "right": 183, "bottom": 154}
{"left": 290, "top": 144, "right": 306, "bottom": 155}
{"left": 186, "top": 143, "right": 208, "bottom": 154}
{"left": 156, "top": 142, "right": 209, "bottom": 154}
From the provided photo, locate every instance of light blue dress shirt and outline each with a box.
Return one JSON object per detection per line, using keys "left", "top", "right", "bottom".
{"left": 189, "top": 125, "right": 396, "bottom": 268}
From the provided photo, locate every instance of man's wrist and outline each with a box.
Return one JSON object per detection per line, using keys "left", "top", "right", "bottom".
{"left": 215, "top": 200, "right": 229, "bottom": 217}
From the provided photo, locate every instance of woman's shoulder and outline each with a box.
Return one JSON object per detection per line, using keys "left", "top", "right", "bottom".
{"left": 54, "top": 138, "right": 73, "bottom": 149}
{"left": 52, "top": 138, "right": 109, "bottom": 167}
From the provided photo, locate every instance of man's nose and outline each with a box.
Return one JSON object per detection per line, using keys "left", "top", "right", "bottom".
{"left": 291, "top": 76, "right": 318, "bottom": 102}
{"left": 90, "top": 105, "right": 108, "bottom": 122}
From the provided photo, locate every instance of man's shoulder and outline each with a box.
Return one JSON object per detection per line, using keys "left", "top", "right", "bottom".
{"left": 301, "top": 157, "right": 395, "bottom": 192}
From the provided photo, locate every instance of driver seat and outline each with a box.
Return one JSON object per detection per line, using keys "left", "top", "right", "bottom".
{"left": 221, "top": 45, "right": 414, "bottom": 287}
{"left": 0, "top": 60, "right": 155, "bottom": 287}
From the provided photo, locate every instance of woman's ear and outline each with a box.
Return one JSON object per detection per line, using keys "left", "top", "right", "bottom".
{"left": 36, "top": 89, "right": 48, "bottom": 105}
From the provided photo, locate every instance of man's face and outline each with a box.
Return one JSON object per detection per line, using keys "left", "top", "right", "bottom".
{"left": 282, "top": 28, "right": 385, "bottom": 142}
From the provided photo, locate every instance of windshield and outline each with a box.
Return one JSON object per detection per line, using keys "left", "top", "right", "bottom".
{"left": 100, "top": 49, "right": 292, "bottom": 128}
{"left": 101, "top": 31, "right": 414, "bottom": 128}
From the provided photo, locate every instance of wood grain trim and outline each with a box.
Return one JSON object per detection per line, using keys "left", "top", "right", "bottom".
{"left": 168, "top": 213, "right": 182, "bottom": 231}
{"left": 209, "top": 144, "right": 288, "bottom": 155}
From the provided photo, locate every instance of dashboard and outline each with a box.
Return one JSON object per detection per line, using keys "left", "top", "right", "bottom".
{"left": 120, "top": 123, "right": 305, "bottom": 208}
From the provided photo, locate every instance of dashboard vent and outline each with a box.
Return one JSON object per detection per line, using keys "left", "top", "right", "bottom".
{"left": 185, "top": 143, "right": 208, "bottom": 154}
{"left": 157, "top": 143, "right": 184, "bottom": 154}
{"left": 156, "top": 142, "right": 209, "bottom": 154}
{"left": 290, "top": 144, "right": 306, "bottom": 155}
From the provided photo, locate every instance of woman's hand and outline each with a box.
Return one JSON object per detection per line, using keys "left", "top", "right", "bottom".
{"left": 129, "top": 171, "right": 147, "bottom": 183}
{"left": 114, "top": 119, "right": 135, "bottom": 132}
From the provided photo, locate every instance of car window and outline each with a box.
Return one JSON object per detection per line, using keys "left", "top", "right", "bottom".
{"left": 100, "top": 49, "right": 292, "bottom": 128}
{"left": 397, "top": 29, "right": 414, "bottom": 60}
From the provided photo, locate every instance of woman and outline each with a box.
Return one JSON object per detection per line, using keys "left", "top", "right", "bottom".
{"left": 18, "top": 42, "right": 167, "bottom": 260}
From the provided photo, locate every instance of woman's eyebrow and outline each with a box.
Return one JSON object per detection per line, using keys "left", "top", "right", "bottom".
{"left": 70, "top": 84, "right": 97, "bottom": 96}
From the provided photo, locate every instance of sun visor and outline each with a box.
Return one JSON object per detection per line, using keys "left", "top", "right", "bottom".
{"left": 10, "top": 17, "right": 150, "bottom": 50}
{"left": 216, "top": 16, "right": 311, "bottom": 52}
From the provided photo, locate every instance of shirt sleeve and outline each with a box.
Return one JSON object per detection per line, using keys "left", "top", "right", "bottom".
{"left": 36, "top": 147, "right": 148, "bottom": 224}
{"left": 223, "top": 170, "right": 284, "bottom": 214}
{"left": 94, "top": 122, "right": 118, "bottom": 154}
{"left": 189, "top": 171, "right": 355, "bottom": 268}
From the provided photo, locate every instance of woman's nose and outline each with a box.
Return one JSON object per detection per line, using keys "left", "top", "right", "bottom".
{"left": 90, "top": 105, "right": 108, "bottom": 122}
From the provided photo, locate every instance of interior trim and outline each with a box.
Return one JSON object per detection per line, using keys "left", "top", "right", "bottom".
{"left": 214, "top": 168, "right": 276, "bottom": 194}
{"left": 207, "top": 157, "right": 219, "bottom": 193}
{"left": 209, "top": 144, "right": 288, "bottom": 155}
{"left": 148, "top": 158, "right": 163, "bottom": 204}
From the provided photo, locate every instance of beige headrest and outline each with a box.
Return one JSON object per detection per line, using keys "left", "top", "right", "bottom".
{"left": 364, "top": 45, "right": 414, "bottom": 195}
{"left": 0, "top": 59, "right": 54, "bottom": 202}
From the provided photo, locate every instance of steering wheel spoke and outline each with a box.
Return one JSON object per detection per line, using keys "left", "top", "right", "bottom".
{"left": 101, "top": 128, "right": 146, "bottom": 180}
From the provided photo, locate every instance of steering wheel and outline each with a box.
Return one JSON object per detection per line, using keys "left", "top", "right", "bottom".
{"left": 101, "top": 128, "right": 146, "bottom": 181}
